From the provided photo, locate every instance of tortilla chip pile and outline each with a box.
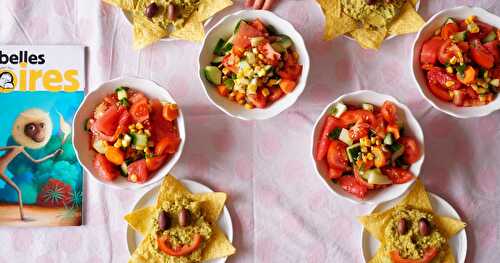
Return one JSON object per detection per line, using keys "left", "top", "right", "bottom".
{"left": 358, "top": 180, "right": 466, "bottom": 263}
{"left": 125, "top": 175, "right": 236, "bottom": 262}
{"left": 103, "top": 0, "right": 233, "bottom": 49}
{"left": 317, "top": 0, "right": 425, "bottom": 49}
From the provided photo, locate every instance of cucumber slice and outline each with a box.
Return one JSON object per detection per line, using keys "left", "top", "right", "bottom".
{"left": 271, "top": 42, "right": 286, "bottom": 53}
{"left": 234, "top": 20, "right": 246, "bottom": 34}
{"left": 489, "top": 78, "right": 499, "bottom": 87}
{"left": 329, "top": 102, "right": 347, "bottom": 118}
{"left": 266, "top": 24, "right": 278, "bottom": 35}
{"left": 211, "top": 56, "right": 224, "bottom": 66}
{"left": 346, "top": 143, "right": 361, "bottom": 163}
{"left": 384, "top": 133, "right": 394, "bottom": 145}
{"left": 213, "top": 38, "right": 226, "bottom": 56}
{"left": 120, "top": 163, "right": 128, "bottom": 177}
{"left": 338, "top": 128, "right": 353, "bottom": 146}
{"left": 365, "top": 168, "right": 392, "bottom": 185}
{"left": 115, "top": 86, "right": 128, "bottom": 100}
{"left": 390, "top": 144, "right": 405, "bottom": 163}
{"left": 277, "top": 35, "right": 293, "bottom": 49}
{"left": 361, "top": 103, "right": 374, "bottom": 112}
{"left": 223, "top": 35, "right": 234, "bottom": 52}
{"left": 444, "top": 17, "right": 456, "bottom": 25}
{"left": 451, "top": 31, "right": 467, "bottom": 42}
{"left": 482, "top": 31, "right": 497, "bottom": 43}
{"left": 223, "top": 79, "right": 234, "bottom": 90}
{"left": 132, "top": 133, "right": 148, "bottom": 150}
{"left": 204, "top": 66, "right": 222, "bottom": 85}
{"left": 328, "top": 127, "right": 342, "bottom": 140}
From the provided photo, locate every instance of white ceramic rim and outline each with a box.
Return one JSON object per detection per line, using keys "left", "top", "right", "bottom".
{"left": 310, "top": 90, "right": 425, "bottom": 205}
{"left": 197, "top": 9, "right": 310, "bottom": 120}
{"left": 361, "top": 192, "right": 468, "bottom": 263}
{"left": 410, "top": 5, "right": 500, "bottom": 118}
{"left": 125, "top": 178, "right": 234, "bottom": 263}
{"left": 72, "top": 76, "right": 186, "bottom": 190}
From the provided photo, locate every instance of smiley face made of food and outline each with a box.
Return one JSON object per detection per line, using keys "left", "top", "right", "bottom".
{"left": 359, "top": 180, "right": 466, "bottom": 263}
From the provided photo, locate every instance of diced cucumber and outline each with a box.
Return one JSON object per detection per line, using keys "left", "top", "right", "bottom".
{"left": 277, "top": 35, "right": 293, "bottom": 49}
{"left": 383, "top": 133, "right": 394, "bottom": 145}
{"left": 361, "top": 103, "right": 374, "bottom": 112}
{"left": 338, "top": 128, "right": 353, "bottom": 146}
{"left": 329, "top": 102, "right": 347, "bottom": 118}
{"left": 93, "top": 140, "right": 108, "bottom": 154}
{"left": 444, "top": 17, "right": 456, "bottom": 25}
{"left": 211, "top": 56, "right": 224, "bottom": 66}
{"left": 223, "top": 79, "right": 234, "bottom": 90}
{"left": 120, "top": 163, "right": 128, "bottom": 177}
{"left": 213, "top": 38, "right": 226, "bottom": 56}
{"left": 223, "top": 36, "right": 234, "bottom": 52}
{"left": 266, "top": 24, "right": 278, "bottom": 35}
{"left": 115, "top": 86, "right": 128, "bottom": 100}
{"left": 239, "top": 60, "right": 251, "bottom": 70}
{"left": 395, "top": 157, "right": 409, "bottom": 169}
{"left": 204, "top": 66, "right": 222, "bottom": 85}
{"left": 489, "top": 79, "right": 500, "bottom": 87}
{"left": 390, "top": 144, "right": 405, "bottom": 163}
{"left": 250, "top": 37, "right": 265, "bottom": 47}
{"left": 271, "top": 42, "right": 286, "bottom": 53}
{"left": 346, "top": 143, "right": 361, "bottom": 163}
{"left": 132, "top": 133, "right": 148, "bottom": 150}
{"left": 482, "top": 31, "right": 497, "bottom": 43}
{"left": 246, "top": 52, "right": 256, "bottom": 65}
{"left": 327, "top": 127, "right": 342, "bottom": 140}
{"left": 234, "top": 20, "right": 246, "bottom": 34}
{"left": 451, "top": 31, "right": 467, "bottom": 42}
{"left": 365, "top": 168, "right": 392, "bottom": 185}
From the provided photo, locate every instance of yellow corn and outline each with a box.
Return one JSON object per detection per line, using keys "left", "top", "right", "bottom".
{"left": 445, "top": 80, "right": 455, "bottom": 88}
{"left": 361, "top": 146, "right": 368, "bottom": 153}
{"left": 449, "top": 56, "right": 457, "bottom": 65}
{"left": 222, "top": 68, "right": 230, "bottom": 75}
{"left": 375, "top": 140, "right": 381, "bottom": 146}
{"left": 268, "top": 79, "right": 278, "bottom": 87}
{"left": 258, "top": 54, "right": 264, "bottom": 60}
{"left": 469, "top": 24, "right": 480, "bottom": 33}
{"left": 465, "top": 15, "right": 476, "bottom": 24}
{"left": 360, "top": 137, "right": 371, "bottom": 147}
{"left": 244, "top": 103, "right": 254, "bottom": 109}
{"left": 446, "top": 66, "right": 454, "bottom": 74}
{"left": 113, "top": 139, "right": 122, "bottom": 148}
{"left": 128, "top": 124, "right": 135, "bottom": 130}
{"left": 237, "top": 99, "right": 245, "bottom": 105}
{"left": 144, "top": 129, "right": 151, "bottom": 137}
{"left": 262, "top": 88, "right": 270, "bottom": 97}
{"left": 370, "top": 136, "right": 376, "bottom": 144}
{"left": 144, "top": 147, "right": 150, "bottom": 154}
{"left": 136, "top": 123, "right": 144, "bottom": 130}
{"left": 366, "top": 153, "right": 374, "bottom": 161}
{"left": 130, "top": 174, "right": 137, "bottom": 183}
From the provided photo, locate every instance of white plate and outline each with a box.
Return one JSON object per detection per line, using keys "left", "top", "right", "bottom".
{"left": 73, "top": 76, "right": 186, "bottom": 190}
{"left": 411, "top": 6, "right": 500, "bottom": 118}
{"left": 311, "top": 90, "right": 425, "bottom": 205}
{"left": 126, "top": 179, "right": 234, "bottom": 263}
{"left": 361, "top": 192, "right": 467, "bottom": 263}
{"left": 198, "top": 10, "right": 310, "bottom": 120}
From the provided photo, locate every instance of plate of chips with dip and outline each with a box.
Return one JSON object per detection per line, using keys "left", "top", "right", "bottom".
{"left": 317, "top": 0, "right": 425, "bottom": 49}
{"left": 103, "top": 0, "right": 234, "bottom": 49}
{"left": 124, "top": 175, "right": 235, "bottom": 262}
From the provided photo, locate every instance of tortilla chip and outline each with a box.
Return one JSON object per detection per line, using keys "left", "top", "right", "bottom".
{"left": 317, "top": 0, "right": 341, "bottom": 18}
{"left": 171, "top": 18, "right": 205, "bottom": 42}
{"left": 435, "top": 215, "right": 467, "bottom": 238}
{"left": 132, "top": 15, "right": 168, "bottom": 49}
{"left": 442, "top": 244, "right": 456, "bottom": 263}
{"left": 351, "top": 26, "right": 387, "bottom": 49}
{"left": 358, "top": 208, "right": 395, "bottom": 242}
{"left": 318, "top": 0, "right": 358, "bottom": 41}
{"left": 398, "top": 180, "right": 433, "bottom": 212}
{"left": 155, "top": 175, "right": 190, "bottom": 207}
{"left": 103, "top": 0, "right": 137, "bottom": 10}
{"left": 369, "top": 245, "right": 390, "bottom": 263}
{"left": 193, "top": 192, "right": 227, "bottom": 224}
{"left": 409, "top": 0, "right": 418, "bottom": 7}
{"left": 202, "top": 224, "right": 236, "bottom": 260}
{"left": 129, "top": 233, "right": 160, "bottom": 263}
{"left": 192, "top": 0, "right": 233, "bottom": 22}
{"left": 124, "top": 206, "right": 156, "bottom": 234}
{"left": 388, "top": 2, "right": 425, "bottom": 36}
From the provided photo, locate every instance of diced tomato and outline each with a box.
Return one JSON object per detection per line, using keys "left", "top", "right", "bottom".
{"left": 438, "top": 40, "right": 462, "bottom": 65}
{"left": 316, "top": 116, "right": 346, "bottom": 161}
{"left": 278, "top": 64, "right": 303, "bottom": 81}
{"left": 157, "top": 234, "right": 203, "bottom": 257}
{"left": 279, "top": 79, "right": 297, "bottom": 94}
{"left": 381, "top": 101, "right": 398, "bottom": 123}
{"left": 249, "top": 19, "right": 267, "bottom": 34}
{"left": 441, "top": 22, "right": 460, "bottom": 39}
{"left": 268, "top": 87, "right": 284, "bottom": 102}
{"left": 162, "top": 103, "right": 179, "bottom": 121}
{"left": 398, "top": 136, "right": 421, "bottom": 164}
{"left": 373, "top": 114, "right": 386, "bottom": 138}
{"left": 468, "top": 20, "right": 494, "bottom": 40}
{"left": 427, "top": 68, "right": 462, "bottom": 90}
{"left": 216, "top": 85, "right": 230, "bottom": 97}
{"left": 93, "top": 105, "right": 124, "bottom": 136}
{"left": 470, "top": 39, "right": 494, "bottom": 69}
{"left": 232, "top": 22, "right": 265, "bottom": 55}
{"left": 146, "top": 155, "right": 167, "bottom": 172}
{"left": 483, "top": 40, "right": 500, "bottom": 64}
{"left": 328, "top": 167, "right": 343, "bottom": 179}
{"left": 339, "top": 110, "right": 375, "bottom": 126}
{"left": 348, "top": 122, "right": 370, "bottom": 141}
{"left": 221, "top": 53, "right": 239, "bottom": 73}
{"left": 128, "top": 159, "right": 149, "bottom": 183}
{"left": 150, "top": 99, "right": 175, "bottom": 144}
{"left": 247, "top": 92, "right": 267, "bottom": 108}
{"left": 457, "top": 41, "right": 469, "bottom": 52}
{"left": 465, "top": 87, "right": 478, "bottom": 99}
{"left": 257, "top": 42, "right": 281, "bottom": 66}
{"left": 93, "top": 154, "right": 120, "bottom": 181}
{"left": 420, "top": 37, "right": 446, "bottom": 65}
{"left": 130, "top": 99, "right": 150, "bottom": 123}
{"left": 129, "top": 92, "right": 147, "bottom": 104}
{"left": 490, "top": 66, "right": 500, "bottom": 79}
{"left": 382, "top": 167, "right": 414, "bottom": 184}
{"left": 427, "top": 82, "right": 452, "bottom": 102}
{"left": 155, "top": 133, "right": 181, "bottom": 156}
{"left": 327, "top": 140, "right": 349, "bottom": 171}
{"left": 338, "top": 176, "right": 368, "bottom": 199}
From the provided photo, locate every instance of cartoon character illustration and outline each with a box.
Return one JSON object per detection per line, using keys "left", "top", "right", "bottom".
{"left": 0, "top": 71, "right": 14, "bottom": 89}
{"left": 0, "top": 108, "right": 67, "bottom": 220}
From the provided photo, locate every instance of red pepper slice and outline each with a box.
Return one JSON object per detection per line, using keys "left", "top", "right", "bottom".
{"left": 390, "top": 247, "right": 438, "bottom": 263}
{"left": 157, "top": 234, "right": 203, "bottom": 257}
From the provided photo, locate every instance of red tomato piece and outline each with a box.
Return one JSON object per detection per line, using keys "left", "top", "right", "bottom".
{"left": 348, "top": 122, "right": 370, "bottom": 141}
{"left": 382, "top": 167, "right": 414, "bottom": 184}
{"left": 93, "top": 154, "right": 120, "bottom": 181}
{"left": 128, "top": 159, "right": 149, "bottom": 183}
{"left": 129, "top": 92, "right": 147, "bottom": 104}
{"left": 316, "top": 116, "right": 346, "bottom": 161}
{"left": 327, "top": 140, "right": 349, "bottom": 170}
{"left": 247, "top": 92, "right": 267, "bottom": 108}
{"left": 130, "top": 99, "right": 150, "bottom": 123}
{"left": 146, "top": 155, "right": 167, "bottom": 172}
{"left": 390, "top": 247, "right": 438, "bottom": 263}
{"left": 232, "top": 22, "right": 265, "bottom": 55}
{"left": 338, "top": 176, "right": 368, "bottom": 199}
{"left": 427, "top": 83, "right": 452, "bottom": 102}
{"left": 279, "top": 79, "right": 297, "bottom": 94}
{"left": 438, "top": 40, "right": 461, "bottom": 65}
{"left": 483, "top": 40, "right": 500, "bottom": 64}
{"left": 268, "top": 87, "right": 284, "bottom": 102}
{"left": 427, "top": 68, "right": 462, "bottom": 90}
{"left": 278, "top": 64, "right": 303, "bottom": 81}
{"left": 249, "top": 19, "right": 267, "bottom": 33}
{"left": 150, "top": 99, "right": 175, "bottom": 144}
{"left": 155, "top": 133, "right": 181, "bottom": 156}
{"left": 340, "top": 110, "right": 375, "bottom": 127}
{"left": 468, "top": 20, "right": 494, "bottom": 40}
{"left": 471, "top": 39, "right": 495, "bottom": 69}
{"left": 398, "top": 136, "right": 421, "bottom": 164}
{"left": 420, "top": 37, "right": 446, "bottom": 65}
{"left": 441, "top": 23, "right": 460, "bottom": 39}
{"left": 328, "top": 167, "right": 343, "bottom": 180}
{"left": 257, "top": 42, "right": 281, "bottom": 66}
{"left": 381, "top": 101, "right": 398, "bottom": 123}
{"left": 93, "top": 105, "right": 124, "bottom": 136}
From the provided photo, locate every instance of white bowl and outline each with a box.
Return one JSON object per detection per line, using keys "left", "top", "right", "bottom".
{"left": 311, "top": 90, "right": 425, "bottom": 205}
{"left": 411, "top": 6, "right": 500, "bottom": 118}
{"left": 73, "top": 76, "right": 186, "bottom": 189}
{"left": 197, "top": 10, "right": 310, "bottom": 120}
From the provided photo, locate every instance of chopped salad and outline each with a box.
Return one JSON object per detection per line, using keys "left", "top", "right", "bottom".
{"left": 204, "top": 18, "right": 303, "bottom": 109}
{"left": 315, "top": 101, "right": 421, "bottom": 199}
{"left": 86, "top": 87, "right": 181, "bottom": 184}
{"left": 420, "top": 16, "right": 500, "bottom": 106}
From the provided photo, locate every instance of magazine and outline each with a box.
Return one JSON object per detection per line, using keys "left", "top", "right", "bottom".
{"left": 0, "top": 45, "right": 85, "bottom": 226}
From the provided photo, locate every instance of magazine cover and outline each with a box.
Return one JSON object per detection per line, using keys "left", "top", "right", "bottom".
{"left": 0, "top": 45, "right": 84, "bottom": 226}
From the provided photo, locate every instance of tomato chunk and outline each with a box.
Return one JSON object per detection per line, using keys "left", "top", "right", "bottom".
{"left": 316, "top": 116, "right": 346, "bottom": 161}
{"left": 128, "top": 159, "right": 149, "bottom": 183}
{"left": 338, "top": 176, "right": 368, "bottom": 199}
{"left": 399, "top": 136, "right": 421, "bottom": 164}
{"left": 327, "top": 140, "right": 349, "bottom": 170}
{"left": 382, "top": 167, "right": 414, "bottom": 184}
{"left": 155, "top": 133, "right": 181, "bottom": 156}
{"left": 471, "top": 39, "right": 494, "bottom": 69}
{"left": 130, "top": 99, "right": 150, "bottom": 123}
{"left": 94, "top": 154, "right": 120, "bottom": 181}
{"left": 93, "top": 105, "right": 123, "bottom": 136}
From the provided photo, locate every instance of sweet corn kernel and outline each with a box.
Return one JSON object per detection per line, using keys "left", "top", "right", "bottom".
{"left": 361, "top": 146, "right": 368, "bottom": 153}
{"left": 446, "top": 66, "right": 454, "bottom": 74}
{"left": 129, "top": 128, "right": 137, "bottom": 133}
{"left": 366, "top": 153, "right": 374, "bottom": 160}
{"left": 375, "top": 140, "right": 381, "bottom": 146}
{"left": 370, "top": 137, "right": 376, "bottom": 144}
{"left": 244, "top": 103, "right": 254, "bottom": 109}
{"left": 268, "top": 79, "right": 278, "bottom": 87}
{"left": 128, "top": 124, "right": 135, "bottom": 130}
{"left": 222, "top": 68, "right": 230, "bottom": 75}
{"left": 258, "top": 54, "right": 264, "bottom": 60}
{"left": 262, "top": 88, "right": 270, "bottom": 97}
{"left": 252, "top": 48, "right": 258, "bottom": 54}
{"left": 449, "top": 56, "right": 457, "bottom": 65}
{"left": 144, "top": 129, "right": 151, "bottom": 137}
{"left": 228, "top": 92, "right": 236, "bottom": 101}
{"left": 468, "top": 24, "right": 480, "bottom": 33}
{"left": 361, "top": 154, "right": 367, "bottom": 162}
{"left": 136, "top": 123, "right": 144, "bottom": 130}
{"left": 445, "top": 80, "right": 455, "bottom": 88}
{"left": 130, "top": 174, "right": 137, "bottom": 183}
{"left": 465, "top": 15, "right": 476, "bottom": 24}
{"left": 114, "top": 139, "right": 122, "bottom": 148}
{"left": 237, "top": 99, "right": 245, "bottom": 105}
{"left": 144, "top": 147, "right": 150, "bottom": 154}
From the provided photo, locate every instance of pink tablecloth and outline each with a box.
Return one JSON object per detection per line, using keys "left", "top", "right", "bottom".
{"left": 1, "top": 0, "right": 499, "bottom": 262}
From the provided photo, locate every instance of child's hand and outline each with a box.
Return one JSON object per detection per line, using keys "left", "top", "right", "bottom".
{"left": 245, "top": 0, "right": 277, "bottom": 10}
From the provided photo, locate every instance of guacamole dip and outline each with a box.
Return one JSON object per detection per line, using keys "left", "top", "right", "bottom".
{"left": 134, "top": 0, "right": 201, "bottom": 29}
{"left": 384, "top": 205, "right": 446, "bottom": 261}
{"left": 341, "top": 0, "right": 406, "bottom": 27}
{"left": 146, "top": 194, "right": 213, "bottom": 262}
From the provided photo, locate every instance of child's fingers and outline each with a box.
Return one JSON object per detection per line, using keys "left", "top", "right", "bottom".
{"left": 253, "top": 0, "right": 264, "bottom": 9}
{"left": 245, "top": 0, "right": 254, "bottom": 7}
{"left": 262, "top": 0, "right": 276, "bottom": 10}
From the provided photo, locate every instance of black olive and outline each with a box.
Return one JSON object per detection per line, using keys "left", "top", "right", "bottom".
{"left": 365, "top": 0, "right": 378, "bottom": 5}
{"left": 167, "top": 4, "right": 176, "bottom": 20}
{"left": 158, "top": 210, "right": 170, "bottom": 230}
{"left": 397, "top": 218, "right": 408, "bottom": 235}
{"left": 178, "top": 208, "right": 190, "bottom": 227}
{"left": 419, "top": 218, "right": 431, "bottom": 236}
{"left": 145, "top": 3, "right": 159, "bottom": 19}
